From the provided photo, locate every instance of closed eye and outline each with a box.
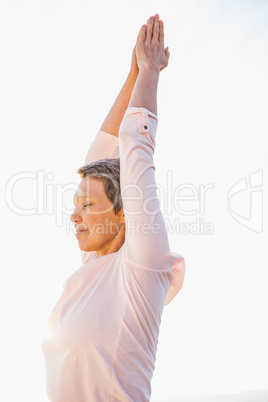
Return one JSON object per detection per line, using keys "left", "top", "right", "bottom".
{"left": 84, "top": 204, "right": 92, "bottom": 207}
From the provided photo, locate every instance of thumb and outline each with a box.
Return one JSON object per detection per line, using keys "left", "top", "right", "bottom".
{"left": 165, "top": 46, "right": 170, "bottom": 59}
{"left": 135, "top": 25, "right": 144, "bottom": 44}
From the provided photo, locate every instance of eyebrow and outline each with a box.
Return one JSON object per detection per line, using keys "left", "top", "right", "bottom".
{"left": 73, "top": 195, "right": 94, "bottom": 204}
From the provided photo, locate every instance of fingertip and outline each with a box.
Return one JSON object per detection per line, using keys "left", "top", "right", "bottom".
{"left": 165, "top": 47, "right": 170, "bottom": 58}
{"left": 138, "top": 24, "right": 146, "bottom": 41}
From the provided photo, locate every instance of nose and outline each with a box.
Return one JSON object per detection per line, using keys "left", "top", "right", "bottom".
{"left": 70, "top": 208, "right": 82, "bottom": 223}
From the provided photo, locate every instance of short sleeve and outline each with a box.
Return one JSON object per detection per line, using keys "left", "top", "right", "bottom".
{"left": 85, "top": 131, "right": 119, "bottom": 164}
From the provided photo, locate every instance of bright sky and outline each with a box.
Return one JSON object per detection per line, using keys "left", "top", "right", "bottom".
{"left": 1, "top": 0, "right": 268, "bottom": 401}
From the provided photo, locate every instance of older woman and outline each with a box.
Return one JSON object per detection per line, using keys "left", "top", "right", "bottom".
{"left": 42, "top": 14, "right": 185, "bottom": 401}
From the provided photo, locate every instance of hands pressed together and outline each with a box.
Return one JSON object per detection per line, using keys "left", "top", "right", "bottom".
{"left": 130, "top": 14, "right": 170, "bottom": 76}
{"left": 99, "top": 13, "right": 168, "bottom": 134}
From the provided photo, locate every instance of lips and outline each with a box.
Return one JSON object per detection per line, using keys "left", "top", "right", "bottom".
{"left": 76, "top": 225, "right": 88, "bottom": 234}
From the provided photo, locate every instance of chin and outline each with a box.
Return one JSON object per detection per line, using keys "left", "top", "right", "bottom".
{"left": 76, "top": 238, "right": 96, "bottom": 253}
{"left": 78, "top": 243, "right": 95, "bottom": 253}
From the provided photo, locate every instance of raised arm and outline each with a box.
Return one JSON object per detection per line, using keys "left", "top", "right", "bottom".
{"left": 84, "top": 43, "right": 139, "bottom": 164}
{"left": 99, "top": 18, "right": 169, "bottom": 137}
{"left": 118, "top": 14, "right": 172, "bottom": 270}
{"left": 85, "top": 18, "right": 169, "bottom": 163}
{"left": 99, "top": 46, "right": 139, "bottom": 136}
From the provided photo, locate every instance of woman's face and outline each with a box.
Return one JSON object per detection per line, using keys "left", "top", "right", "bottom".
{"left": 70, "top": 177, "right": 125, "bottom": 255}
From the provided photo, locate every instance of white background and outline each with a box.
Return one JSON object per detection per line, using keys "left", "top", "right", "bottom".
{"left": 1, "top": 0, "right": 268, "bottom": 401}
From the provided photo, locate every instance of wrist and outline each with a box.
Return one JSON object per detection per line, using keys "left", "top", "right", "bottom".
{"left": 128, "top": 69, "right": 139, "bottom": 80}
{"left": 139, "top": 63, "right": 160, "bottom": 75}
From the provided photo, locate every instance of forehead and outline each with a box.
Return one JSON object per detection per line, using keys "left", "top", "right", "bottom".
{"left": 74, "top": 176, "right": 105, "bottom": 200}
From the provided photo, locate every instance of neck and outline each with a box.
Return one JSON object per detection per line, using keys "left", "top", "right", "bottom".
{"left": 96, "top": 224, "right": 125, "bottom": 258}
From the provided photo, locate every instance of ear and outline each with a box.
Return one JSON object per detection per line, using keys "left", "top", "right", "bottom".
{"left": 118, "top": 209, "right": 125, "bottom": 221}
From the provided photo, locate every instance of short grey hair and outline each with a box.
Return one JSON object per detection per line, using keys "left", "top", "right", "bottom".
{"left": 77, "top": 158, "right": 123, "bottom": 215}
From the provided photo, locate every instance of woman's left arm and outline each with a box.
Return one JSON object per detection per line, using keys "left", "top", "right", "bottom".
{"left": 84, "top": 46, "right": 139, "bottom": 164}
{"left": 99, "top": 46, "right": 139, "bottom": 136}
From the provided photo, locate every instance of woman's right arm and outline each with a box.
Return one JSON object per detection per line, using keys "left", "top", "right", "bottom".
{"left": 118, "top": 15, "right": 172, "bottom": 270}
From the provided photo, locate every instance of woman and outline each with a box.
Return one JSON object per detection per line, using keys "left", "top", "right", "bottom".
{"left": 42, "top": 14, "right": 186, "bottom": 401}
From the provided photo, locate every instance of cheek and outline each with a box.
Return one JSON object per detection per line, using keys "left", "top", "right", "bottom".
{"left": 82, "top": 210, "right": 106, "bottom": 227}
{"left": 80, "top": 211, "right": 94, "bottom": 225}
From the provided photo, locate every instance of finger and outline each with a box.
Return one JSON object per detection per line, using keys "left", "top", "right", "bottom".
{"left": 159, "top": 19, "right": 164, "bottom": 43}
{"left": 136, "top": 21, "right": 145, "bottom": 44}
{"left": 152, "top": 13, "right": 160, "bottom": 42}
{"left": 145, "top": 16, "right": 154, "bottom": 44}
{"left": 165, "top": 47, "right": 170, "bottom": 60}
{"left": 138, "top": 24, "right": 146, "bottom": 44}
